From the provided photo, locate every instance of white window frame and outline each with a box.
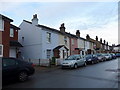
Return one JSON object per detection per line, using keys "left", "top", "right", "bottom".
{"left": 46, "top": 32, "right": 51, "bottom": 43}
{"left": 46, "top": 49, "right": 51, "bottom": 59}
{"left": 0, "top": 44, "right": 3, "bottom": 57}
{"left": 0, "top": 17, "right": 4, "bottom": 31}
{"left": 10, "top": 28, "right": 14, "bottom": 37}
{"left": 64, "top": 36, "right": 67, "bottom": 45}
{"left": 72, "top": 39, "right": 74, "bottom": 45}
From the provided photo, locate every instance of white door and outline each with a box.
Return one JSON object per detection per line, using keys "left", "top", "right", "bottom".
{"left": 9, "top": 47, "right": 16, "bottom": 58}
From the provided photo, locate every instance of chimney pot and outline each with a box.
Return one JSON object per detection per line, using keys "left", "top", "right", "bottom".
{"left": 100, "top": 38, "right": 102, "bottom": 43}
{"left": 76, "top": 30, "right": 80, "bottom": 37}
{"left": 60, "top": 23, "right": 66, "bottom": 33}
{"left": 86, "top": 34, "right": 90, "bottom": 39}
{"left": 96, "top": 36, "right": 98, "bottom": 41}
{"left": 32, "top": 14, "right": 38, "bottom": 25}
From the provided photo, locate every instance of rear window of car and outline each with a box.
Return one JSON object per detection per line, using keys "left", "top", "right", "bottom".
{"left": 3, "top": 58, "right": 16, "bottom": 67}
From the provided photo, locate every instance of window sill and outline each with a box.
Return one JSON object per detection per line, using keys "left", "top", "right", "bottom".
{"left": 0, "top": 55, "right": 3, "bottom": 57}
{"left": 0, "top": 29, "right": 4, "bottom": 31}
{"left": 47, "top": 42, "right": 51, "bottom": 44}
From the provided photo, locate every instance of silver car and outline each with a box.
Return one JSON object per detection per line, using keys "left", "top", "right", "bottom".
{"left": 61, "top": 55, "right": 86, "bottom": 69}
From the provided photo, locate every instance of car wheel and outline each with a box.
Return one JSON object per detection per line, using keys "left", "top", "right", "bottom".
{"left": 84, "top": 62, "right": 87, "bottom": 66}
{"left": 97, "top": 60, "right": 99, "bottom": 63}
{"left": 91, "top": 61, "right": 94, "bottom": 64}
{"left": 18, "top": 71, "right": 28, "bottom": 82}
{"left": 74, "top": 64, "right": 77, "bottom": 69}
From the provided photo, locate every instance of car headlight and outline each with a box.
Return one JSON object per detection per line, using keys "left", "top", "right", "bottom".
{"left": 88, "top": 59, "right": 91, "bottom": 61}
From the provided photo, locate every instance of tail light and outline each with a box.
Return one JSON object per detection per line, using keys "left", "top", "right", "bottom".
{"left": 31, "top": 64, "right": 35, "bottom": 67}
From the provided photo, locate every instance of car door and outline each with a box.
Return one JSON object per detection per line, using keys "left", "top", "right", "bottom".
{"left": 2, "top": 58, "right": 19, "bottom": 81}
{"left": 75, "top": 55, "right": 81, "bottom": 66}
{"left": 79, "top": 56, "right": 84, "bottom": 66}
{"left": 81, "top": 56, "right": 85, "bottom": 65}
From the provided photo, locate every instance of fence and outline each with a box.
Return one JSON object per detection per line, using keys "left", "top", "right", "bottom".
{"left": 25, "top": 58, "right": 64, "bottom": 66}
{"left": 25, "top": 59, "right": 50, "bottom": 66}
{"left": 55, "top": 59, "right": 64, "bottom": 66}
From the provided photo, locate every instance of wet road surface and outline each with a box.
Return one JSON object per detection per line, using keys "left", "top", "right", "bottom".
{"left": 3, "top": 58, "right": 119, "bottom": 88}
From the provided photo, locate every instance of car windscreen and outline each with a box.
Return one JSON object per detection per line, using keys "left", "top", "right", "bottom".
{"left": 65, "top": 55, "right": 80, "bottom": 60}
{"left": 96, "top": 54, "right": 101, "bottom": 56}
{"left": 85, "top": 55, "right": 92, "bottom": 59}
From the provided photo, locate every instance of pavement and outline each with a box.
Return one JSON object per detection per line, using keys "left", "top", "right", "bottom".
{"left": 3, "top": 58, "right": 120, "bottom": 88}
{"left": 34, "top": 65, "right": 61, "bottom": 72}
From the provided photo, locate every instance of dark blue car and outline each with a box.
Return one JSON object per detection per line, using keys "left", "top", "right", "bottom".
{"left": 2, "top": 58, "right": 35, "bottom": 83}
{"left": 116, "top": 53, "right": 120, "bottom": 57}
{"left": 110, "top": 53, "right": 116, "bottom": 59}
{"left": 85, "top": 54, "right": 99, "bottom": 64}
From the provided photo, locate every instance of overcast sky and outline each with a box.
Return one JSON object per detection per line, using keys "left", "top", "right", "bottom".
{"left": 0, "top": 1, "right": 118, "bottom": 45}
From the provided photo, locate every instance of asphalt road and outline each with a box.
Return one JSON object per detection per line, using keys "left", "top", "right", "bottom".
{"left": 3, "top": 58, "right": 120, "bottom": 88}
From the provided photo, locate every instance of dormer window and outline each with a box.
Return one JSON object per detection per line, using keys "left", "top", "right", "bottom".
{"left": 10, "top": 28, "right": 14, "bottom": 37}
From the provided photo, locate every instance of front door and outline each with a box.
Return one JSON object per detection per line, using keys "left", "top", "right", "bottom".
{"left": 63, "top": 50, "right": 64, "bottom": 59}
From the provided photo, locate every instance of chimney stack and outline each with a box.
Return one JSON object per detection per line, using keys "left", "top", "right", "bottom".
{"left": 107, "top": 42, "right": 108, "bottom": 45}
{"left": 100, "top": 38, "right": 102, "bottom": 43}
{"left": 86, "top": 34, "right": 90, "bottom": 40}
{"left": 76, "top": 30, "right": 80, "bottom": 37}
{"left": 96, "top": 36, "right": 98, "bottom": 41}
{"left": 32, "top": 14, "right": 38, "bottom": 25}
{"left": 104, "top": 40, "right": 106, "bottom": 44}
{"left": 60, "top": 23, "right": 66, "bottom": 33}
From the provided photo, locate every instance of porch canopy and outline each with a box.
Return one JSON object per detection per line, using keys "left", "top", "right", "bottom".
{"left": 10, "top": 41, "right": 23, "bottom": 47}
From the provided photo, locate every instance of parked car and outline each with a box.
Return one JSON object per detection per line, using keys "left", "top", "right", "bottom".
{"left": 61, "top": 55, "right": 86, "bottom": 69}
{"left": 107, "top": 54, "right": 112, "bottom": 60}
{"left": 2, "top": 58, "right": 35, "bottom": 82}
{"left": 85, "top": 54, "right": 98, "bottom": 64}
{"left": 110, "top": 53, "right": 116, "bottom": 59}
{"left": 102, "top": 53, "right": 111, "bottom": 60}
{"left": 116, "top": 53, "right": 120, "bottom": 57}
{"left": 95, "top": 53, "right": 105, "bottom": 62}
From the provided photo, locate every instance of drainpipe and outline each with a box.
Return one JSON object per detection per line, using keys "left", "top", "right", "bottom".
{"left": 84, "top": 40, "right": 85, "bottom": 55}
{"left": 69, "top": 37, "right": 72, "bottom": 55}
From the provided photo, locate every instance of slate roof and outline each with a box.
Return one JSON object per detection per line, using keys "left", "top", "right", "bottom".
{"left": 115, "top": 44, "right": 120, "bottom": 47}
{"left": 10, "top": 24, "right": 20, "bottom": 30}
{"left": 23, "top": 20, "right": 86, "bottom": 39}
{"left": 53, "top": 45, "right": 69, "bottom": 51}
{"left": 0, "top": 14, "right": 13, "bottom": 22}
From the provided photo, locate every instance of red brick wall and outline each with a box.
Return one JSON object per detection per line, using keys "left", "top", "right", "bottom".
{"left": 2, "top": 19, "right": 10, "bottom": 57}
{"left": 69, "top": 37, "right": 78, "bottom": 55}
{"left": 53, "top": 50, "right": 60, "bottom": 58}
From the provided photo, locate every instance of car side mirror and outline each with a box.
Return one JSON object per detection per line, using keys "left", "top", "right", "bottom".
{"left": 76, "top": 58, "right": 79, "bottom": 60}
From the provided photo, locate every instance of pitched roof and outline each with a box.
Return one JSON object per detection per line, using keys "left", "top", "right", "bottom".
{"left": 10, "top": 41, "right": 23, "bottom": 47}
{"left": 0, "top": 14, "right": 13, "bottom": 22}
{"left": 115, "top": 44, "right": 120, "bottom": 47}
{"left": 10, "top": 24, "right": 20, "bottom": 30}
{"left": 23, "top": 20, "right": 84, "bottom": 39}
{"left": 53, "top": 45, "right": 69, "bottom": 51}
